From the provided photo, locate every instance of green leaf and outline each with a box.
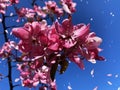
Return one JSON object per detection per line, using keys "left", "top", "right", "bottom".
{"left": 50, "top": 62, "right": 58, "bottom": 81}
{"left": 59, "top": 60, "right": 69, "bottom": 74}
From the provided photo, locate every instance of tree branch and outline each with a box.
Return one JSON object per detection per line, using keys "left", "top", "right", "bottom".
{"left": 1, "top": 14, "right": 13, "bottom": 90}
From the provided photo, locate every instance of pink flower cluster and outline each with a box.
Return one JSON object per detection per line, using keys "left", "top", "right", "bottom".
{"left": 0, "top": 0, "right": 9, "bottom": 14}
{"left": 10, "top": 17, "right": 104, "bottom": 88}
{"left": 10, "top": 0, "right": 19, "bottom": 4}
{"left": 15, "top": 1, "right": 64, "bottom": 21}
{"left": 16, "top": 7, "right": 36, "bottom": 22}
{"left": 61, "top": 0, "right": 76, "bottom": 14}
{"left": 0, "top": 0, "right": 19, "bottom": 14}
{"left": 0, "top": 0, "right": 104, "bottom": 89}
{"left": 0, "top": 41, "right": 16, "bottom": 58}
{"left": 17, "top": 63, "right": 56, "bottom": 89}
{"left": 44, "top": 1, "right": 63, "bottom": 17}
{"left": 14, "top": 0, "right": 76, "bottom": 22}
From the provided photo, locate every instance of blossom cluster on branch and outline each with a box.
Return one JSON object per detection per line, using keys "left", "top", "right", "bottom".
{"left": 0, "top": 0, "right": 104, "bottom": 90}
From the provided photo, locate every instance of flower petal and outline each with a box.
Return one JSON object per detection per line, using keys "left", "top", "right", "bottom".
{"left": 48, "top": 43, "right": 59, "bottom": 51}
{"left": 12, "top": 28, "right": 30, "bottom": 40}
{"left": 62, "top": 3, "right": 71, "bottom": 14}
{"left": 72, "top": 24, "right": 90, "bottom": 39}
{"left": 63, "top": 39, "right": 77, "bottom": 48}
{"left": 72, "top": 56, "right": 85, "bottom": 69}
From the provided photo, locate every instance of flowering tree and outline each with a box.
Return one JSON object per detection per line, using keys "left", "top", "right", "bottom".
{"left": 0, "top": 0, "right": 104, "bottom": 90}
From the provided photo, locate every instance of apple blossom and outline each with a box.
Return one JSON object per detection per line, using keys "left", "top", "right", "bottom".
{"left": 0, "top": 0, "right": 105, "bottom": 90}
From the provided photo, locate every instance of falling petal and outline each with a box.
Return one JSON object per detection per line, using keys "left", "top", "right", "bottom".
{"left": 15, "top": 78, "right": 20, "bottom": 82}
{"left": 90, "top": 18, "right": 93, "bottom": 21}
{"left": 68, "top": 85, "right": 72, "bottom": 90}
{"left": 5, "top": 30, "right": 8, "bottom": 34}
{"left": 107, "top": 81, "right": 112, "bottom": 85}
{"left": 0, "top": 18, "right": 2, "bottom": 22}
{"left": 107, "top": 74, "right": 112, "bottom": 77}
{"left": 93, "top": 86, "right": 98, "bottom": 90}
{"left": 91, "top": 69, "right": 94, "bottom": 77}
{"left": 115, "top": 74, "right": 119, "bottom": 78}
{"left": 88, "top": 59, "right": 96, "bottom": 64}
{"left": 10, "top": 12, "right": 13, "bottom": 16}
{"left": 118, "top": 87, "right": 120, "bottom": 90}
{"left": 110, "top": 12, "right": 115, "bottom": 17}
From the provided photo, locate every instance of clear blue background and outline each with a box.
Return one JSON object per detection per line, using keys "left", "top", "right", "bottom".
{"left": 0, "top": 0, "right": 120, "bottom": 90}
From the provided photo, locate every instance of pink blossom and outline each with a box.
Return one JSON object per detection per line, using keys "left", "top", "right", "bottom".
{"left": 20, "top": 71, "right": 30, "bottom": 78}
{"left": 77, "top": 32, "right": 104, "bottom": 63}
{"left": 34, "top": 5, "right": 46, "bottom": 18}
{"left": 55, "top": 18, "right": 104, "bottom": 68}
{"left": 16, "top": 8, "right": 27, "bottom": 17}
{"left": 19, "top": 63, "right": 51, "bottom": 88}
{"left": 16, "top": 7, "right": 35, "bottom": 22}
{"left": 0, "top": 0, "right": 9, "bottom": 14}
{"left": 55, "top": 18, "right": 90, "bottom": 48}
{"left": 47, "top": 24, "right": 61, "bottom": 51}
{"left": 10, "top": 0, "right": 19, "bottom": 4}
{"left": 22, "top": 79, "right": 33, "bottom": 88}
{"left": 0, "top": 41, "right": 16, "bottom": 58}
{"left": 71, "top": 55, "right": 85, "bottom": 69}
{"left": 85, "top": 32, "right": 102, "bottom": 50}
{"left": 50, "top": 81, "right": 57, "bottom": 90}
{"left": 44, "top": 1, "right": 63, "bottom": 17}
{"left": 12, "top": 21, "right": 48, "bottom": 57}
{"left": 54, "top": 19, "right": 90, "bottom": 69}
{"left": 85, "top": 33, "right": 104, "bottom": 61}
{"left": 0, "top": 0, "right": 105, "bottom": 89}
{"left": 61, "top": 0, "right": 76, "bottom": 14}
{"left": 0, "top": 0, "right": 19, "bottom": 14}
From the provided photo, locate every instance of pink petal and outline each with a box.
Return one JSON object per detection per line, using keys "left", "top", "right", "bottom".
{"left": 32, "top": 22, "right": 41, "bottom": 34}
{"left": 63, "top": 39, "right": 76, "bottom": 48}
{"left": 72, "top": 24, "right": 90, "bottom": 39}
{"left": 62, "top": 19, "right": 72, "bottom": 31}
{"left": 50, "top": 81, "right": 57, "bottom": 90}
{"left": 93, "top": 86, "right": 98, "bottom": 90}
{"left": 75, "top": 57, "right": 85, "bottom": 70}
{"left": 33, "top": 81, "right": 39, "bottom": 87}
{"left": 18, "top": 41, "right": 32, "bottom": 53}
{"left": 55, "top": 20, "right": 64, "bottom": 34}
{"left": 62, "top": 3, "right": 71, "bottom": 14}
{"left": 12, "top": 28, "right": 30, "bottom": 40}
{"left": 86, "top": 36, "right": 102, "bottom": 50}
{"left": 48, "top": 43, "right": 59, "bottom": 51}
{"left": 71, "top": 56, "right": 85, "bottom": 70}
{"left": 88, "top": 59, "right": 96, "bottom": 64}
{"left": 48, "top": 27, "right": 59, "bottom": 42}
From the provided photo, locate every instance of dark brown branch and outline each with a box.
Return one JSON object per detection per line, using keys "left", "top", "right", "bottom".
{"left": 1, "top": 14, "right": 13, "bottom": 90}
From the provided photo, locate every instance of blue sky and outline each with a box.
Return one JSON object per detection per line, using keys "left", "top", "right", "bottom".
{"left": 0, "top": 0, "right": 120, "bottom": 90}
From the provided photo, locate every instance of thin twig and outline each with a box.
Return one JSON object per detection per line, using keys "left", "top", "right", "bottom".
{"left": 5, "top": 15, "right": 17, "bottom": 18}
{"left": 13, "top": 84, "right": 21, "bottom": 88}
{"left": 6, "top": 24, "right": 24, "bottom": 29}
{"left": 31, "top": 0, "right": 36, "bottom": 6}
